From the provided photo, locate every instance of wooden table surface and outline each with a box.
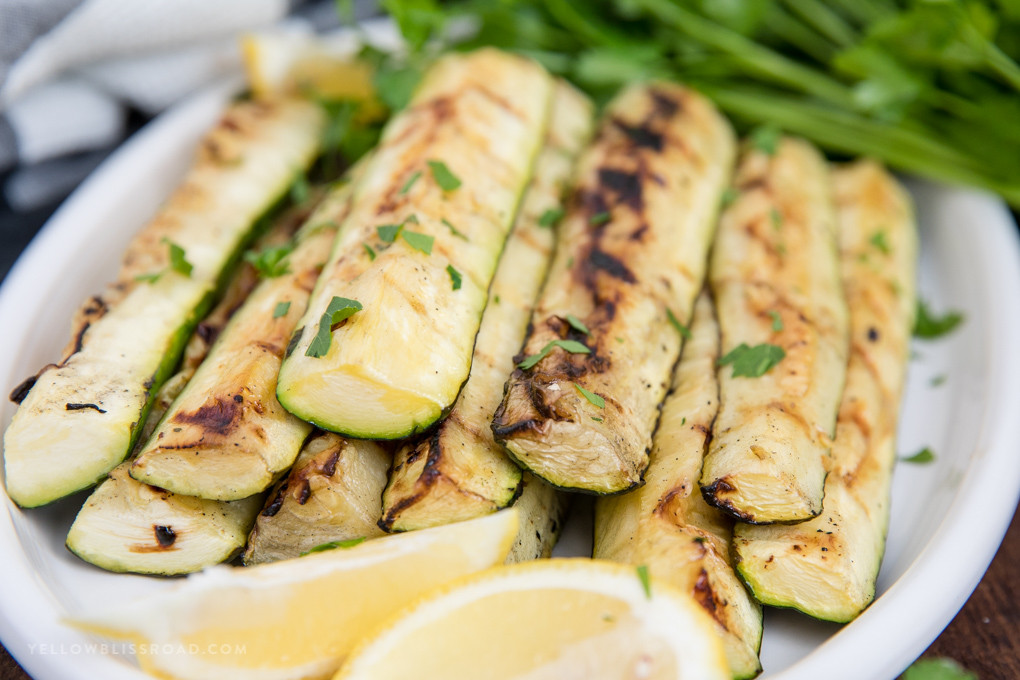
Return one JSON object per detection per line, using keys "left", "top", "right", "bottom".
{"left": 0, "top": 502, "right": 1016, "bottom": 680}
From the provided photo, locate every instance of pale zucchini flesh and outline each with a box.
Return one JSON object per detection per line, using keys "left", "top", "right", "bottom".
{"left": 379, "top": 81, "right": 594, "bottom": 532}
{"left": 701, "top": 137, "right": 849, "bottom": 524}
{"left": 276, "top": 49, "right": 555, "bottom": 439}
{"left": 733, "top": 161, "right": 918, "bottom": 622}
{"left": 4, "top": 98, "right": 325, "bottom": 508}
{"left": 506, "top": 472, "right": 568, "bottom": 564}
{"left": 594, "top": 293, "right": 763, "bottom": 679}
{"left": 129, "top": 181, "right": 358, "bottom": 501}
{"left": 243, "top": 431, "right": 390, "bottom": 565}
{"left": 492, "top": 82, "right": 736, "bottom": 494}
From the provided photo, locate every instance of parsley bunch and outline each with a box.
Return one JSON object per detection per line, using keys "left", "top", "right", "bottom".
{"left": 372, "top": 0, "right": 1020, "bottom": 207}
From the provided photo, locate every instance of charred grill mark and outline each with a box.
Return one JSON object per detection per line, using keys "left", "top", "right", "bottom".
{"left": 321, "top": 450, "right": 340, "bottom": 477}
{"left": 196, "top": 321, "right": 218, "bottom": 346}
{"left": 612, "top": 117, "right": 663, "bottom": 151}
{"left": 598, "top": 168, "right": 644, "bottom": 211}
{"left": 585, "top": 248, "right": 637, "bottom": 284}
{"left": 154, "top": 525, "right": 177, "bottom": 547}
{"left": 692, "top": 569, "right": 728, "bottom": 629}
{"left": 173, "top": 395, "right": 241, "bottom": 433}
{"left": 262, "top": 481, "right": 287, "bottom": 516}
{"left": 701, "top": 478, "right": 759, "bottom": 523}
{"left": 491, "top": 415, "right": 544, "bottom": 439}
{"left": 256, "top": 340, "right": 285, "bottom": 356}
{"left": 736, "top": 176, "right": 768, "bottom": 193}
{"left": 285, "top": 327, "right": 303, "bottom": 358}
{"left": 630, "top": 224, "right": 649, "bottom": 241}
{"left": 649, "top": 89, "right": 682, "bottom": 117}
{"left": 9, "top": 375, "right": 37, "bottom": 404}
{"left": 295, "top": 480, "right": 312, "bottom": 505}
{"left": 65, "top": 402, "right": 106, "bottom": 414}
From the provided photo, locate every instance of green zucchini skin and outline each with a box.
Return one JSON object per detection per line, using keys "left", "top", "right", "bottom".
{"left": 275, "top": 48, "right": 555, "bottom": 440}
{"left": 700, "top": 137, "right": 849, "bottom": 524}
{"left": 4, "top": 98, "right": 325, "bottom": 508}
{"left": 594, "top": 293, "right": 763, "bottom": 679}
{"left": 379, "top": 81, "right": 594, "bottom": 533}
{"left": 129, "top": 181, "right": 358, "bottom": 501}
{"left": 491, "top": 82, "right": 736, "bottom": 495}
{"left": 733, "top": 161, "right": 917, "bottom": 622}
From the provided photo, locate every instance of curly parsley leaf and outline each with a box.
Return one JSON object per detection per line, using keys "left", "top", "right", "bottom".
{"left": 244, "top": 243, "right": 293, "bottom": 278}
{"left": 914, "top": 299, "right": 963, "bottom": 339}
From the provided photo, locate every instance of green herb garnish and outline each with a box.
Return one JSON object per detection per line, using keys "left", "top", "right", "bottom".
{"left": 900, "top": 447, "right": 935, "bottom": 464}
{"left": 363, "top": 242, "right": 377, "bottom": 260}
{"left": 136, "top": 238, "right": 193, "bottom": 282}
{"left": 667, "top": 308, "right": 692, "bottom": 339}
{"left": 565, "top": 314, "right": 590, "bottom": 336}
{"left": 720, "top": 187, "right": 739, "bottom": 209}
{"left": 870, "top": 230, "right": 891, "bottom": 254}
{"left": 914, "top": 300, "right": 964, "bottom": 339}
{"left": 518, "top": 339, "right": 591, "bottom": 370}
{"left": 589, "top": 211, "right": 611, "bottom": 226}
{"left": 538, "top": 207, "right": 564, "bottom": 228}
{"left": 447, "top": 265, "right": 462, "bottom": 290}
{"left": 377, "top": 224, "right": 402, "bottom": 243}
{"left": 244, "top": 243, "right": 293, "bottom": 278}
{"left": 402, "top": 230, "right": 434, "bottom": 254}
{"left": 301, "top": 536, "right": 367, "bottom": 556}
{"left": 273, "top": 301, "right": 291, "bottom": 318}
{"left": 428, "top": 159, "right": 461, "bottom": 191}
{"left": 750, "top": 125, "right": 780, "bottom": 155}
{"left": 305, "top": 296, "right": 363, "bottom": 358}
{"left": 442, "top": 217, "right": 468, "bottom": 240}
{"left": 770, "top": 208, "right": 783, "bottom": 230}
{"left": 574, "top": 383, "right": 605, "bottom": 408}
{"left": 400, "top": 170, "right": 422, "bottom": 195}
{"left": 930, "top": 374, "right": 947, "bottom": 387}
{"left": 718, "top": 343, "right": 786, "bottom": 378}
{"left": 636, "top": 564, "right": 652, "bottom": 599}
{"left": 769, "top": 310, "right": 784, "bottom": 332}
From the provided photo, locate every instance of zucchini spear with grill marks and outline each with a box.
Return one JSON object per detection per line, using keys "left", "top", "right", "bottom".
{"left": 492, "top": 82, "right": 736, "bottom": 495}
{"left": 129, "top": 178, "right": 358, "bottom": 501}
{"left": 594, "top": 293, "right": 762, "bottom": 679}
{"left": 276, "top": 49, "right": 554, "bottom": 439}
{"left": 66, "top": 232, "right": 271, "bottom": 575}
{"left": 701, "top": 137, "right": 849, "bottom": 524}
{"left": 3, "top": 97, "right": 324, "bottom": 508}
{"left": 379, "top": 81, "right": 595, "bottom": 532}
{"left": 243, "top": 431, "right": 390, "bottom": 565}
{"left": 733, "top": 161, "right": 917, "bottom": 621}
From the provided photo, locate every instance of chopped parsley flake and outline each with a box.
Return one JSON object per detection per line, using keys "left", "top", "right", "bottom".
{"left": 447, "top": 265, "right": 462, "bottom": 290}
{"left": 769, "top": 310, "right": 784, "bottom": 332}
{"left": 636, "top": 564, "right": 652, "bottom": 599}
{"left": 914, "top": 299, "right": 963, "bottom": 339}
{"left": 539, "top": 207, "right": 564, "bottom": 228}
{"left": 667, "top": 308, "right": 692, "bottom": 339}
{"left": 428, "top": 160, "right": 461, "bottom": 191}
{"left": 442, "top": 218, "right": 468, "bottom": 240}
{"left": 589, "top": 211, "right": 611, "bottom": 226}
{"left": 377, "top": 224, "right": 402, "bottom": 243}
{"left": 363, "top": 242, "right": 377, "bottom": 260}
{"left": 518, "top": 339, "right": 591, "bottom": 370}
{"left": 301, "top": 536, "right": 367, "bottom": 555}
{"left": 930, "top": 374, "right": 947, "bottom": 387}
{"left": 136, "top": 238, "right": 193, "bottom": 282}
{"left": 565, "top": 314, "right": 590, "bottom": 336}
{"left": 869, "top": 230, "right": 891, "bottom": 254}
{"left": 273, "top": 301, "right": 291, "bottom": 318}
{"left": 290, "top": 174, "right": 311, "bottom": 205}
{"left": 574, "top": 382, "right": 605, "bottom": 408}
{"left": 770, "top": 208, "right": 783, "bottom": 230}
{"left": 244, "top": 243, "right": 293, "bottom": 278}
{"left": 900, "top": 447, "right": 935, "bottom": 464}
{"left": 402, "top": 230, "right": 434, "bottom": 254}
{"left": 305, "top": 296, "right": 363, "bottom": 358}
{"left": 750, "top": 125, "right": 780, "bottom": 155}
{"left": 718, "top": 343, "right": 785, "bottom": 378}
{"left": 720, "top": 187, "right": 739, "bottom": 208}
{"left": 400, "top": 170, "right": 422, "bottom": 195}
{"left": 592, "top": 416, "right": 604, "bottom": 422}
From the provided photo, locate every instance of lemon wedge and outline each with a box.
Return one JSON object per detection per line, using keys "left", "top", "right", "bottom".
{"left": 335, "top": 558, "right": 730, "bottom": 680}
{"left": 241, "top": 31, "right": 376, "bottom": 103}
{"left": 67, "top": 509, "right": 519, "bottom": 680}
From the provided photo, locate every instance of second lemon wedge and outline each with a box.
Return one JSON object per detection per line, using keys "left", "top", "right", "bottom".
{"left": 336, "top": 558, "right": 730, "bottom": 680}
{"left": 68, "top": 509, "right": 519, "bottom": 680}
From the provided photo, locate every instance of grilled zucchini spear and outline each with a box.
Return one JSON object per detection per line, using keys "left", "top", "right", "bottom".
{"left": 733, "top": 161, "right": 917, "bottom": 621}
{"left": 66, "top": 239, "right": 270, "bottom": 575}
{"left": 594, "top": 293, "right": 763, "bottom": 679}
{"left": 243, "top": 431, "right": 390, "bottom": 565}
{"left": 492, "top": 83, "right": 736, "bottom": 494}
{"left": 276, "top": 49, "right": 555, "bottom": 439}
{"left": 701, "top": 137, "right": 849, "bottom": 524}
{"left": 129, "top": 179, "right": 358, "bottom": 501}
{"left": 379, "top": 81, "right": 595, "bottom": 532}
{"left": 4, "top": 98, "right": 324, "bottom": 508}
